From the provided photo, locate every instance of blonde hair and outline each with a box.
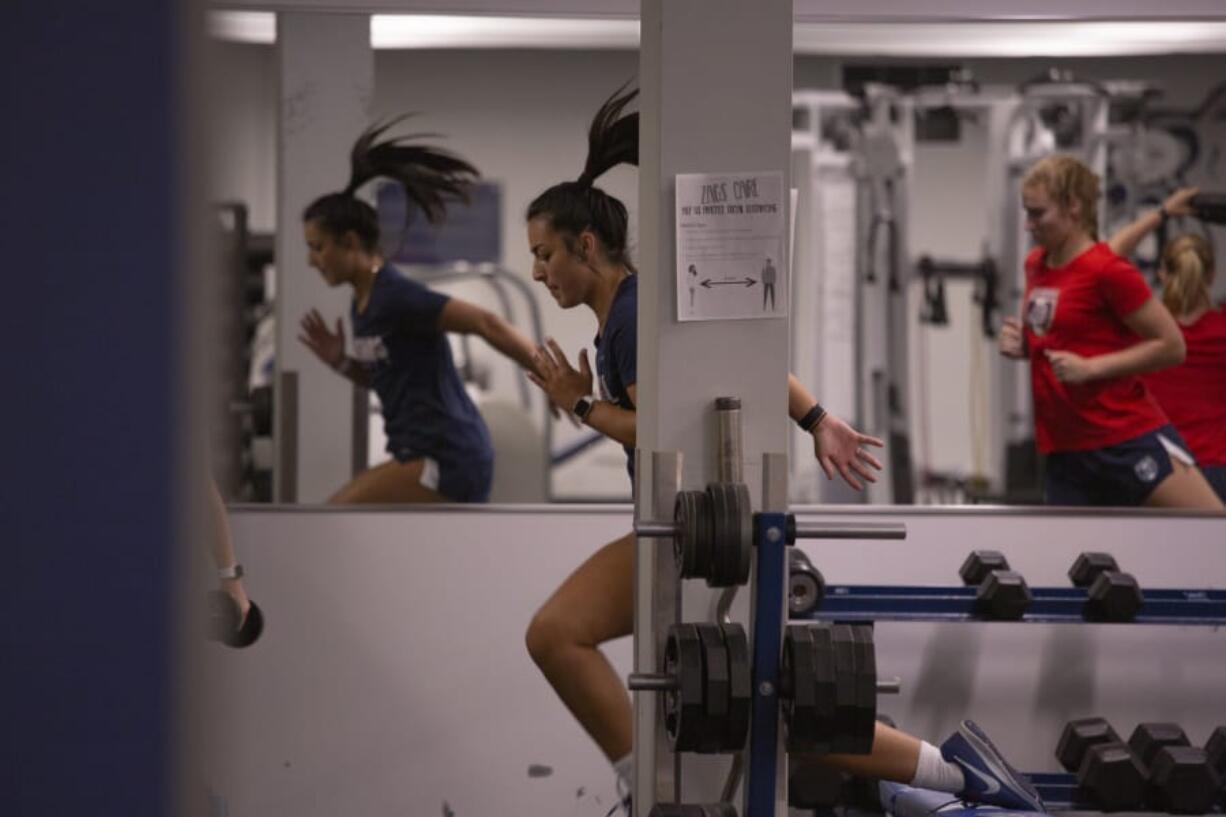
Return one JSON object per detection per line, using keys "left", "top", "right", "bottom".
{"left": 1022, "top": 154, "right": 1100, "bottom": 239}
{"left": 1160, "top": 233, "right": 1215, "bottom": 317}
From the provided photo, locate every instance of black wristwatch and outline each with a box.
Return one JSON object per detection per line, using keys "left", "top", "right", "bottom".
{"left": 573, "top": 395, "right": 596, "bottom": 422}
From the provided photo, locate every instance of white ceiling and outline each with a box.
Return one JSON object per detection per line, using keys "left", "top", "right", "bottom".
{"left": 210, "top": 12, "right": 1226, "bottom": 56}
{"left": 207, "top": 0, "right": 1226, "bottom": 19}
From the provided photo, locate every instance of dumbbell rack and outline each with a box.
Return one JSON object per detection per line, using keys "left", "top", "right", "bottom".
{"left": 633, "top": 399, "right": 906, "bottom": 817}
{"left": 1028, "top": 772, "right": 1226, "bottom": 813}
{"left": 795, "top": 585, "right": 1226, "bottom": 626}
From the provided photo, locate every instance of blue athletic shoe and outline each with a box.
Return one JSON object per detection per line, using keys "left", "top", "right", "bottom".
{"left": 940, "top": 719, "right": 1045, "bottom": 812}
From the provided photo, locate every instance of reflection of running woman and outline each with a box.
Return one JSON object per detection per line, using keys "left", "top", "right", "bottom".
{"left": 762, "top": 256, "right": 776, "bottom": 310}
{"left": 687, "top": 263, "right": 697, "bottom": 308}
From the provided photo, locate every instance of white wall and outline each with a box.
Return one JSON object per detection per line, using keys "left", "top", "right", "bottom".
{"left": 206, "top": 505, "right": 1226, "bottom": 815}
{"left": 209, "top": 41, "right": 279, "bottom": 233}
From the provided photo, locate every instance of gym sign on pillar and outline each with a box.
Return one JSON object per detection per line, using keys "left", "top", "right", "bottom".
{"left": 676, "top": 170, "right": 789, "bottom": 321}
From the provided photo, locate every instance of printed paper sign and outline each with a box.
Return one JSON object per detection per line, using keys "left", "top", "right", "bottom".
{"left": 676, "top": 170, "right": 786, "bottom": 321}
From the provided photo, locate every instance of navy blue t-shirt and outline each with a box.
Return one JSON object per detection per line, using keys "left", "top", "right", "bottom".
{"left": 351, "top": 265, "right": 493, "bottom": 466}
{"left": 595, "top": 274, "right": 638, "bottom": 478}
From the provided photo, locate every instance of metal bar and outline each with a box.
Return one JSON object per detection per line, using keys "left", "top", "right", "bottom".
{"left": 715, "top": 397, "right": 743, "bottom": 484}
{"left": 793, "top": 521, "right": 906, "bottom": 540}
{"left": 1028, "top": 772, "right": 1096, "bottom": 812}
{"left": 274, "top": 369, "right": 298, "bottom": 503}
{"left": 815, "top": 584, "right": 1226, "bottom": 603}
{"left": 550, "top": 430, "right": 606, "bottom": 466}
{"left": 627, "top": 673, "right": 678, "bottom": 692}
{"left": 797, "top": 584, "right": 1226, "bottom": 626}
{"left": 635, "top": 521, "right": 677, "bottom": 538}
{"left": 632, "top": 449, "right": 683, "bottom": 815}
{"left": 746, "top": 513, "right": 788, "bottom": 817}
{"left": 635, "top": 519, "right": 908, "bottom": 540}
{"left": 720, "top": 753, "right": 744, "bottom": 805}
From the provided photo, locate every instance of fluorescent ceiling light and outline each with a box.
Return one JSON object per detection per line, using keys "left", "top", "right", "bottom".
{"left": 208, "top": 12, "right": 1226, "bottom": 57}
{"left": 209, "top": 10, "right": 276, "bottom": 45}
{"left": 372, "top": 14, "right": 638, "bottom": 49}
{"left": 793, "top": 21, "right": 1226, "bottom": 57}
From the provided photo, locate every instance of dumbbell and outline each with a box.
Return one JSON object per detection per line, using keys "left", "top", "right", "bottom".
{"left": 648, "top": 804, "right": 736, "bottom": 817}
{"left": 206, "top": 591, "right": 265, "bottom": 648}
{"left": 1129, "top": 722, "right": 1224, "bottom": 814}
{"left": 1068, "top": 552, "right": 1144, "bottom": 622}
{"left": 959, "top": 550, "right": 1032, "bottom": 620}
{"left": 788, "top": 547, "right": 826, "bottom": 616}
{"left": 1209, "top": 726, "right": 1226, "bottom": 786}
{"left": 1057, "top": 718, "right": 1223, "bottom": 813}
{"left": 1056, "top": 717, "right": 1147, "bottom": 810}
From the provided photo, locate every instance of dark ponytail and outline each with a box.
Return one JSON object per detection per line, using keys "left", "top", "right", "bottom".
{"left": 303, "top": 115, "right": 479, "bottom": 252}
{"left": 527, "top": 84, "right": 638, "bottom": 269}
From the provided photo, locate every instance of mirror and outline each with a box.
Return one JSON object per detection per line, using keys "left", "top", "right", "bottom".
{"left": 205, "top": 14, "right": 1226, "bottom": 508}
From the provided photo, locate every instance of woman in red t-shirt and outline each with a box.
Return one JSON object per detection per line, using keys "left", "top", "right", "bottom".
{"left": 1109, "top": 187, "right": 1226, "bottom": 501}
{"left": 998, "top": 156, "right": 1222, "bottom": 508}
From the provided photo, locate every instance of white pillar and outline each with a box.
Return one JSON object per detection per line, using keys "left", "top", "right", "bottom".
{"left": 636, "top": 0, "right": 793, "bottom": 812}
{"left": 275, "top": 13, "right": 372, "bottom": 502}
{"left": 638, "top": 0, "right": 793, "bottom": 501}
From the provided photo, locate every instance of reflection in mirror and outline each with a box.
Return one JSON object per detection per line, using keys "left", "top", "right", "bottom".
{"left": 207, "top": 14, "right": 1226, "bottom": 509}
{"left": 789, "top": 30, "right": 1226, "bottom": 510}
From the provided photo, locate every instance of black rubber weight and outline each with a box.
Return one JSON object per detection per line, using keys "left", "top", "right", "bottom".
{"left": 665, "top": 624, "right": 707, "bottom": 752}
{"left": 721, "top": 622, "right": 752, "bottom": 752}
{"left": 696, "top": 623, "right": 730, "bottom": 753}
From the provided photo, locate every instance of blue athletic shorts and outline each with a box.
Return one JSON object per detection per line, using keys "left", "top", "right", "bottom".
{"left": 1044, "top": 424, "right": 1195, "bottom": 507}
{"left": 392, "top": 450, "right": 492, "bottom": 503}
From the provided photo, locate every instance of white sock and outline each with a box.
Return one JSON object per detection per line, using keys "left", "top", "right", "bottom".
{"left": 612, "top": 753, "right": 633, "bottom": 797}
{"left": 910, "top": 741, "right": 965, "bottom": 794}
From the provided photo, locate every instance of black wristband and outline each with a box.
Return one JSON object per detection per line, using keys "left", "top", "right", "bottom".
{"left": 797, "top": 403, "right": 827, "bottom": 432}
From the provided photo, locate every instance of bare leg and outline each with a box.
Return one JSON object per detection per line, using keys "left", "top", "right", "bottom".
{"left": 328, "top": 458, "right": 450, "bottom": 504}
{"left": 1145, "top": 460, "right": 1226, "bottom": 510}
{"left": 208, "top": 478, "right": 251, "bottom": 624}
{"left": 526, "top": 532, "right": 635, "bottom": 761}
{"left": 809, "top": 722, "right": 922, "bottom": 782}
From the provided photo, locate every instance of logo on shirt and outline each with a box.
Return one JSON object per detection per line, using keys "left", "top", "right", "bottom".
{"left": 1025, "top": 287, "right": 1060, "bottom": 337}
{"left": 353, "top": 335, "right": 388, "bottom": 364}
{"left": 1134, "top": 455, "right": 1159, "bottom": 484}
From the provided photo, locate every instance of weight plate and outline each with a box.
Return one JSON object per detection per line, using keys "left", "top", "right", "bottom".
{"left": 696, "top": 623, "right": 730, "bottom": 753}
{"left": 830, "top": 623, "right": 859, "bottom": 754}
{"left": 664, "top": 624, "right": 707, "bottom": 752}
{"left": 850, "top": 624, "right": 878, "bottom": 754}
{"left": 721, "top": 622, "right": 751, "bottom": 752}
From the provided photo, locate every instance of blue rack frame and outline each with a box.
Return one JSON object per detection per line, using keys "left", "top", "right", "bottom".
{"left": 746, "top": 513, "right": 788, "bottom": 817}
{"left": 795, "top": 585, "right": 1226, "bottom": 626}
{"left": 1028, "top": 771, "right": 1226, "bottom": 813}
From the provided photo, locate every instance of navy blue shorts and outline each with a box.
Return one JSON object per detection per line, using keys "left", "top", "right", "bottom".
{"left": 392, "top": 450, "right": 492, "bottom": 503}
{"left": 1202, "top": 465, "right": 1226, "bottom": 503}
{"left": 1044, "top": 424, "right": 1195, "bottom": 507}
